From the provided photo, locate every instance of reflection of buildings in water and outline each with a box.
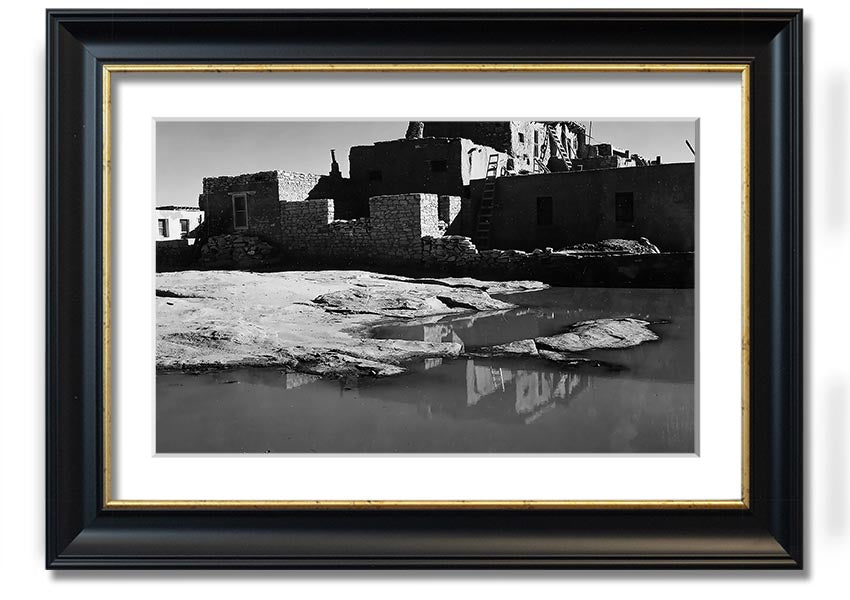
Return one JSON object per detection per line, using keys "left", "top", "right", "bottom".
{"left": 283, "top": 372, "right": 321, "bottom": 390}
{"left": 336, "top": 374, "right": 361, "bottom": 400}
{"left": 421, "top": 322, "right": 463, "bottom": 345}
{"left": 465, "top": 359, "right": 588, "bottom": 423}
{"left": 423, "top": 358, "right": 443, "bottom": 370}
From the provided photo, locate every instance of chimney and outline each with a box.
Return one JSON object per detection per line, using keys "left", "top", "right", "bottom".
{"left": 329, "top": 149, "right": 342, "bottom": 177}
{"left": 405, "top": 121, "right": 425, "bottom": 139}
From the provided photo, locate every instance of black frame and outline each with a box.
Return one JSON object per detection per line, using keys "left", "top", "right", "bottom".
{"left": 46, "top": 10, "right": 803, "bottom": 568}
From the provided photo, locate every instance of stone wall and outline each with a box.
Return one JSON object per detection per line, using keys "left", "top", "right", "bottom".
{"left": 201, "top": 171, "right": 281, "bottom": 241}
{"left": 468, "top": 162, "right": 696, "bottom": 252}
{"left": 348, "top": 138, "right": 511, "bottom": 209}
{"left": 275, "top": 191, "right": 692, "bottom": 287}
{"left": 156, "top": 239, "right": 201, "bottom": 272}
{"left": 198, "top": 233, "right": 278, "bottom": 268}
{"left": 200, "top": 169, "right": 358, "bottom": 241}
{"left": 280, "top": 193, "right": 442, "bottom": 266}
{"left": 276, "top": 170, "right": 324, "bottom": 203}
{"left": 420, "top": 236, "right": 693, "bottom": 287}
{"left": 438, "top": 195, "right": 461, "bottom": 232}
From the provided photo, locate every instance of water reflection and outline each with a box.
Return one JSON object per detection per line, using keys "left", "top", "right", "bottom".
{"left": 157, "top": 287, "right": 695, "bottom": 453}
{"left": 466, "top": 361, "right": 587, "bottom": 424}
{"left": 372, "top": 287, "right": 695, "bottom": 383}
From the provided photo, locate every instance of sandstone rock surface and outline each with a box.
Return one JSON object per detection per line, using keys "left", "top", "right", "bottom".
{"left": 535, "top": 318, "right": 659, "bottom": 352}
{"left": 156, "top": 269, "right": 537, "bottom": 376}
{"left": 469, "top": 318, "right": 659, "bottom": 366}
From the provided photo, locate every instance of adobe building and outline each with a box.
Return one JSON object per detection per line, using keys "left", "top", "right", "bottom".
{"left": 421, "top": 121, "right": 658, "bottom": 173}
{"left": 466, "top": 162, "right": 694, "bottom": 252}
{"left": 347, "top": 136, "right": 512, "bottom": 207}
{"left": 198, "top": 151, "right": 355, "bottom": 240}
{"left": 421, "top": 121, "right": 583, "bottom": 173}
{"left": 187, "top": 120, "right": 693, "bottom": 284}
{"left": 155, "top": 206, "right": 204, "bottom": 242}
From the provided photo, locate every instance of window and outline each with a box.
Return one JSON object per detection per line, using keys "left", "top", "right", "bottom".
{"left": 533, "top": 130, "right": 540, "bottom": 157}
{"left": 368, "top": 169, "right": 383, "bottom": 181}
{"left": 430, "top": 160, "right": 448, "bottom": 173}
{"left": 518, "top": 133, "right": 525, "bottom": 143}
{"left": 615, "top": 192, "right": 634, "bottom": 222}
{"left": 179, "top": 219, "right": 190, "bottom": 238}
{"left": 536, "top": 196, "right": 553, "bottom": 226}
{"left": 157, "top": 219, "right": 169, "bottom": 238}
{"left": 232, "top": 193, "right": 248, "bottom": 229}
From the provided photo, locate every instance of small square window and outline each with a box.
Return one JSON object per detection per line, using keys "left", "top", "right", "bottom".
{"left": 368, "top": 169, "right": 383, "bottom": 181}
{"left": 615, "top": 192, "right": 634, "bottom": 222}
{"left": 179, "top": 219, "right": 190, "bottom": 238}
{"left": 536, "top": 196, "right": 553, "bottom": 226}
{"left": 157, "top": 219, "right": 169, "bottom": 237}
{"left": 518, "top": 133, "right": 525, "bottom": 143}
{"left": 430, "top": 160, "right": 448, "bottom": 173}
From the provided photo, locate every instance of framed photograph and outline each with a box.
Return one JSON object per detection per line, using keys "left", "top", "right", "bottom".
{"left": 46, "top": 10, "right": 803, "bottom": 568}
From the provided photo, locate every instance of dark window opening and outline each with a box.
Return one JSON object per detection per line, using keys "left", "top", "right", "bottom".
{"left": 368, "top": 169, "right": 383, "bottom": 181}
{"left": 430, "top": 160, "right": 448, "bottom": 173}
{"left": 536, "top": 196, "right": 553, "bottom": 226}
{"left": 157, "top": 219, "right": 169, "bottom": 238}
{"left": 232, "top": 194, "right": 248, "bottom": 229}
{"left": 462, "top": 185, "right": 471, "bottom": 199}
{"left": 615, "top": 192, "right": 634, "bottom": 222}
{"left": 518, "top": 133, "right": 525, "bottom": 143}
{"left": 179, "top": 219, "right": 190, "bottom": 238}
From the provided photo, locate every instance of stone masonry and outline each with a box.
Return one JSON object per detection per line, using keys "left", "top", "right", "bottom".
{"left": 198, "top": 233, "right": 277, "bottom": 268}
{"left": 275, "top": 191, "right": 692, "bottom": 286}
{"left": 280, "top": 193, "right": 442, "bottom": 265}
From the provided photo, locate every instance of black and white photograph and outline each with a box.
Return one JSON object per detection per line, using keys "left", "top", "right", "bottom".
{"left": 154, "top": 119, "right": 696, "bottom": 454}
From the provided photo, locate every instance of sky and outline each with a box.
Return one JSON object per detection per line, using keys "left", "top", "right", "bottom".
{"left": 155, "top": 120, "right": 696, "bottom": 207}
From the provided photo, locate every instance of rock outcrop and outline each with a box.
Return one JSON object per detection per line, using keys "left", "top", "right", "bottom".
{"left": 156, "top": 269, "right": 540, "bottom": 377}
{"left": 469, "top": 318, "right": 659, "bottom": 366}
{"left": 562, "top": 238, "right": 661, "bottom": 254}
{"left": 313, "top": 286, "right": 513, "bottom": 318}
{"left": 535, "top": 318, "right": 659, "bottom": 352}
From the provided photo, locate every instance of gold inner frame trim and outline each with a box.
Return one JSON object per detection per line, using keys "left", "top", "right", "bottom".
{"left": 102, "top": 63, "right": 750, "bottom": 511}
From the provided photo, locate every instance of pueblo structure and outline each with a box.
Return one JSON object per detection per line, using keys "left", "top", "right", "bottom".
{"left": 158, "top": 121, "right": 695, "bottom": 287}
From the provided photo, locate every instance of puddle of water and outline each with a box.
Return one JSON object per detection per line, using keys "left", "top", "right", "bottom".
{"left": 157, "top": 287, "right": 694, "bottom": 453}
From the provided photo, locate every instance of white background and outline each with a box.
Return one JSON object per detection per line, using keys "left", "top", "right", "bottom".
{"left": 114, "top": 72, "right": 739, "bottom": 502}
{"left": 1, "top": 0, "right": 846, "bottom": 595}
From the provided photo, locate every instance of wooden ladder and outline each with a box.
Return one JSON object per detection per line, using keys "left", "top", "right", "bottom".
{"left": 473, "top": 153, "right": 500, "bottom": 250}
{"left": 491, "top": 366, "right": 505, "bottom": 392}
{"left": 547, "top": 124, "right": 573, "bottom": 170}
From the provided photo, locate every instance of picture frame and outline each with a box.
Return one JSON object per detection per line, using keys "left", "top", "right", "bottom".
{"left": 46, "top": 9, "right": 803, "bottom": 568}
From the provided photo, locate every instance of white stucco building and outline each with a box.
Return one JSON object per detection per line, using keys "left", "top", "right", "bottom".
{"left": 155, "top": 206, "right": 203, "bottom": 242}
